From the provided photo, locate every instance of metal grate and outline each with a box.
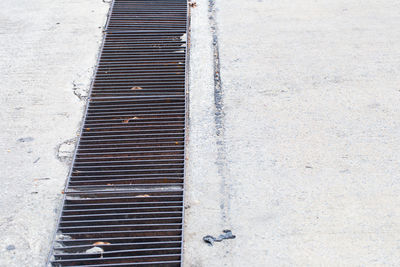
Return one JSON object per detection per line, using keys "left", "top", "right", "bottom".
{"left": 49, "top": 0, "right": 188, "bottom": 266}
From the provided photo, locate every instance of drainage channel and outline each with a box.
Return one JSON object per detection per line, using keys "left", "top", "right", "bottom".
{"left": 49, "top": 0, "right": 188, "bottom": 266}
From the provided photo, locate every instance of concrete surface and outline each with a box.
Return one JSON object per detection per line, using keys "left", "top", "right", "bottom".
{"left": 2, "top": 0, "right": 400, "bottom": 266}
{"left": 184, "top": 0, "right": 400, "bottom": 266}
{"left": 0, "top": 1, "right": 109, "bottom": 266}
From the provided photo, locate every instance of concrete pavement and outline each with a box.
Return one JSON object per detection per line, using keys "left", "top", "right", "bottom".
{"left": 0, "top": 1, "right": 109, "bottom": 266}
{"left": 184, "top": 0, "right": 400, "bottom": 266}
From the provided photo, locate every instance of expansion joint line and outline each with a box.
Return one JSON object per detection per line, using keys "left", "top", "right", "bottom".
{"left": 208, "top": 0, "right": 231, "bottom": 226}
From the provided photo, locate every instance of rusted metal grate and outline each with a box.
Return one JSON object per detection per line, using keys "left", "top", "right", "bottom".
{"left": 49, "top": 0, "right": 188, "bottom": 266}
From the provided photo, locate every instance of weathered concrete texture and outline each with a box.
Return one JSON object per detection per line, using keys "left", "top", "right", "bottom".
{"left": 185, "top": 0, "right": 400, "bottom": 266}
{"left": 0, "top": 1, "right": 109, "bottom": 266}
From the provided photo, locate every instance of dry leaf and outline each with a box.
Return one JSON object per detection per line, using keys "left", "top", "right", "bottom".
{"left": 93, "top": 241, "right": 111, "bottom": 246}
{"left": 175, "top": 142, "right": 179, "bottom": 145}
{"left": 86, "top": 128, "right": 91, "bottom": 131}
{"left": 131, "top": 86, "right": 143, "bottom": 90}
{"left": 189, "top": 2, "right": 197, "bottom": 7}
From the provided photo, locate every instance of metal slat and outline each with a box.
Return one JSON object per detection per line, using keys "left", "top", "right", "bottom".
{"left": 48, "top": 0, "right": 188, "bottom": 266}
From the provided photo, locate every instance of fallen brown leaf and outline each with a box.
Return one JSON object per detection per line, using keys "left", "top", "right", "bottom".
{"left": 131, "top": 86, "right": 143, "bottom": 90}
{"left": 122, "top": 117, "right": 139, "bottom": 123}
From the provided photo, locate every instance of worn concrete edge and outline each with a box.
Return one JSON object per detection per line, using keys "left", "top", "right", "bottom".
{"left": 45, "top": 1, "right": 113, "bottom": 265}
{"left": 182, "top": 0, "right": 220, "bottom": 264}
{"left": 182, "top": 0, "right": 192, "bottom": 262}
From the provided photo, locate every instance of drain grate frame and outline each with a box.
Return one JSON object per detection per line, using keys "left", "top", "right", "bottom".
{"left": 48, "top": 0, "right": 189, "bottom": 266}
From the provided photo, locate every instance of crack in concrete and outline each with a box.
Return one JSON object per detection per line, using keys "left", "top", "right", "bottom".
{"left": 208, "top": 0, "right": 231, "bottom": 226}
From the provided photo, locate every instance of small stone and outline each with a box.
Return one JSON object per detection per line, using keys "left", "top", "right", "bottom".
{"left": 6, "top": 245, "right": 15, "bottom": 251}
